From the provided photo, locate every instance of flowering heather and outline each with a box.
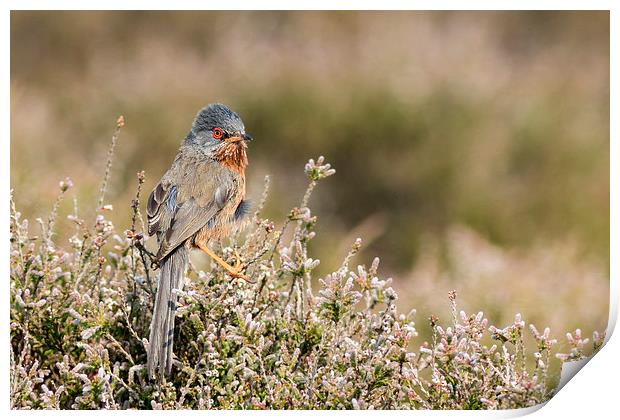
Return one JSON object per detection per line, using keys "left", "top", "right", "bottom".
{"left": 9, "top": 123, "right": 604, "bottom": 409}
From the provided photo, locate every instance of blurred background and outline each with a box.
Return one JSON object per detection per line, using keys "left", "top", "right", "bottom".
{"left": 11, "top": 11, "right": 609, "bottom": 345}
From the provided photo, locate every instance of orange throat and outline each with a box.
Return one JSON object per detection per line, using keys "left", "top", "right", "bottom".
{"left": 213, "top": 142, "right": 248, "bottom": 174}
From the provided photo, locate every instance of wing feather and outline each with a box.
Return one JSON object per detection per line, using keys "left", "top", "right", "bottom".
{"left": 147, "top": 157, "right": 236, "bottom": 261}
{"left": 156, "top": 198, "right": 219, "bottom": 260}
{"left": 147, "top": 182, "right": 168, "bottom": 236}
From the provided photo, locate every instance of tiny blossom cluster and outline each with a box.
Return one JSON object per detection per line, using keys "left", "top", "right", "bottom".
{"left": 304, "top": 156, "right": 336, "bottom": 181}
{"left": 555, "top": 328, "right": 604, "bottom": 362}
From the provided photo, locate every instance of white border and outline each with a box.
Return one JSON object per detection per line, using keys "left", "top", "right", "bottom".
{"left": 3, "top": 2, "right": 617, "bottom": 418}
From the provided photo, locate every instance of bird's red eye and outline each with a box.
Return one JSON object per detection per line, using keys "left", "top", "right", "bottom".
{"left": 212, "top": 127, "right": 224, "bottom": 139}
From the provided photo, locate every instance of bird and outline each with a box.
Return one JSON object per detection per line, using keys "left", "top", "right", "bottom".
{"left": 146, "top": 103, "right": 253, "bottom": 379}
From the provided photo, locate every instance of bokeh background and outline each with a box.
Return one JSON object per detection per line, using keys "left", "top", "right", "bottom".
{"left": 11, "top": 11, "right": 609, "bottom": 345}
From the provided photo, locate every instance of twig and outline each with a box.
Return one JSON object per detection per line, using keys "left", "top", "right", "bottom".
{"left": 253, "top": 175, "right": 271, "bottom": 220}
{"left": 128, "top": 171, "right": 146, "bottom": 316}
{"left": 97, "top": 115, "right": 125, "bottom": 210}
{"left": 106, "top": 333, "right": 135, "bottom": 364}
{"left": 9, "top": 192, "right": 26, "bottom": 280}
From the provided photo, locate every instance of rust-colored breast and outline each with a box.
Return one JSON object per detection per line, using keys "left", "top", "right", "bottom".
{"left": 212, "top": 142, "right": 248, "bottom": 175}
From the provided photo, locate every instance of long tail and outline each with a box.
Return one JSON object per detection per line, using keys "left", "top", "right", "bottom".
{"left": 147, "top": 246, "right": 189, "bottom": 379}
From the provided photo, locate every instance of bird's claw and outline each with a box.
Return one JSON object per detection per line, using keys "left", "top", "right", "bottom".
{"left": 228, "top": 269, "right": 251, "bottom": 282}
{"left": 227, "top": 249, "right": 254, "bottom": 283}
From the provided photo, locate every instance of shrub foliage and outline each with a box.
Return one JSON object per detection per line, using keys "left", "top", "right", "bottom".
{"left": 9, "top": 123, "right": 603, "bottom": 409}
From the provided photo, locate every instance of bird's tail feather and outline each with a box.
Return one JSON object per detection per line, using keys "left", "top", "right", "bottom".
{"left": 147, "top": 246, "right": 188, "bottom": 379}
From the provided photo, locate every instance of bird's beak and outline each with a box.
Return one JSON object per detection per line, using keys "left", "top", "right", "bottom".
{"left": 226, "top": 132, "right": 252, "bottom": 143}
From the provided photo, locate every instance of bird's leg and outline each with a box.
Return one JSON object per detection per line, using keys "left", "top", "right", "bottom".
{"left": 197, "top": 242, "right": 250, "bottom": 281}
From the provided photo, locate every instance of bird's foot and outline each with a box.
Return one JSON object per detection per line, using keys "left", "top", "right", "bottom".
{"left": 226, "top": 249, "right": 252, "bottom": 282}
{"left": 197, "top": 242, "right": 253, "bottom": 282}
{"left": 226, "top": 266, "right": 251, "bottom": 281}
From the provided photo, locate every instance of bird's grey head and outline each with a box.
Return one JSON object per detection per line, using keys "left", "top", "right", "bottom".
{"left": 185, "top": 103, "right": 252, "bottom": 152}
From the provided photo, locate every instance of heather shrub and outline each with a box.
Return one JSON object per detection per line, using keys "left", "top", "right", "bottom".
{"left": 9, "top": 122, "right": 604, "bottom": 410}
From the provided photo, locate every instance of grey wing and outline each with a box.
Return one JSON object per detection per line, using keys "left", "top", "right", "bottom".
{"left": 147, "top": 182, "right": 175, "bottom": 237}
{"left": 146, "top": 170, "right": 233, "bottom": 261}
{"left": 155, "top": 197, "right": 218, "bottom": 260}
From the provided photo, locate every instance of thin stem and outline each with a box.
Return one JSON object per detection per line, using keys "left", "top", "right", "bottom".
{"left": 9, "top": 193, "right": 26, "bottom": 280}
{"left": 253, "top": 175, "right": 271, "bottom": 220}
{"left": 97, "top": 115, "right": 124, "bottom": 210}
